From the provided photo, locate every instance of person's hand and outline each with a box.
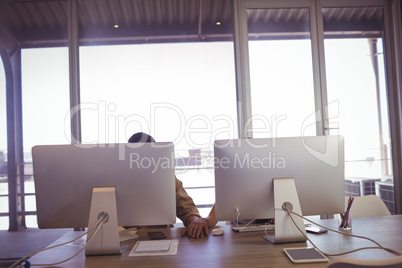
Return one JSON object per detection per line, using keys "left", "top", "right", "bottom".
{"left": 181, "top": 216, "right": 209, "bottom": 239}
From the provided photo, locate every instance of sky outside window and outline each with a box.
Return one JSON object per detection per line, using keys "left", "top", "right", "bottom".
{"left": 79, "top": 42, "right": 238, "bottom": 151}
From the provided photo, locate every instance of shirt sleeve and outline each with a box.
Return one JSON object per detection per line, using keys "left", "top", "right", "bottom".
{"left": 175, "top": 177, "right": 200, "bottom": 225}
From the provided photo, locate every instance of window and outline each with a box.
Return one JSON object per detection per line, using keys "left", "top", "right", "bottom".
{"left": 78, "top": 0, "right": 237, "bottom": 218}
{"left": 323, "top": 6, "right": 394, "bottom": 213}
{"left": 0, "top": 57, "right": 7, "bottom": 229}
{"left": 247, "top": 8, "right": 316, "bottom": 138}
{"left": 21, "top": 47, "right": 70, "bottom": 227}
{"left": 237, "top": 1, "right": 396, "bottom": 215}
{"left": 79, "top": 43, "right": 238, "bottom": 216}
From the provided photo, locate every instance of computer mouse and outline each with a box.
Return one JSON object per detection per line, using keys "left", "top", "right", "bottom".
{"left": 212, "top": 228, "right": 224, "bottom": 236}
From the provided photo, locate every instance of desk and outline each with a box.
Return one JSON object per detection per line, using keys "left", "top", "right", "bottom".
{"left": 28, "top": 215, "right": 402, "bottom": 268}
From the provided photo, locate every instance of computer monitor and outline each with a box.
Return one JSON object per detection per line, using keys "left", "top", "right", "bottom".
{"left": 214, "top": 135, "right": 344, "bottom": 243}
{"left": 32, "top": 142, "right": 176, "bottom": 255}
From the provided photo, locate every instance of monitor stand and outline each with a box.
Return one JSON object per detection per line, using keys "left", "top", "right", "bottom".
{"left": 263, "top": 177, "right": 307, "bottom": 244}
{"left": 85, "top": 187, "right": 122, "bottom": 256}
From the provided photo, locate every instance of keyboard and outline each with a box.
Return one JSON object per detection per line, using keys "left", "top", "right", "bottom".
{"left": 231, "top": 224, "right": 275, "bottom": 232}
{"left": 231, "top": 222, "right": 311, "bottom": 232}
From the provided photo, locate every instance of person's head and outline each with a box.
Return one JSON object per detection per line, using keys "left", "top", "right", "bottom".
{"left": 128, "top": 132, "right": 155, "bottom": 143}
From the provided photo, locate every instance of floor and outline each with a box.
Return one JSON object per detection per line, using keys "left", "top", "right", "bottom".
{"left": 0, "top": 227, "right": 70, "bottom": 267}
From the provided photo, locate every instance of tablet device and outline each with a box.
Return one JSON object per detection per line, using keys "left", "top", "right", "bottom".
{"left": 283, "top": 247, "right": 329, "bottom": 263}
{"left": 305, "top": 226, "right": 328, "bottom": 234}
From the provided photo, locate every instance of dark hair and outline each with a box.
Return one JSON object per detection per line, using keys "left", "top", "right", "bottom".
{"left": 128, "top": 132, "right": 155, "bottom": 143}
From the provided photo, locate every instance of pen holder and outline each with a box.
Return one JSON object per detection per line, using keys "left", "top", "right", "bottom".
{"left": 338, "top": 209, "right": 352, "bottom": 230}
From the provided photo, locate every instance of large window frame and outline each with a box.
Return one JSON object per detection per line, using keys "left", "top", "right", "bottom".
{"left": 233, "top": 0, "right": 327, "bottom": 138}
{"left": 233, "top": 0, "right": 402, "bottom": 214}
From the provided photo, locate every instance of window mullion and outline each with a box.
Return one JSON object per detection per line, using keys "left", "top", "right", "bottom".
{"left": 233, "top": 0, "right": 253, "bottom": 139}
{"left": 68, "top": 0, "right": 82, "bottom": 144}
{"left": 310, "top": 0, "right": 329, "bottom": 136}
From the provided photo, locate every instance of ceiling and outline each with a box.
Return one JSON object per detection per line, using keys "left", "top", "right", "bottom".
{"left": 0, "top": 0, "right": 384, "bottom": 49}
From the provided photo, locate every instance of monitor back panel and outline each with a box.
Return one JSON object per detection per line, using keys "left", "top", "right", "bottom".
{"left": 32, "top": 142, "right": 176, "bottom": 228}
{"left": 214, "top": 135, "right": 344, "bottom": 221}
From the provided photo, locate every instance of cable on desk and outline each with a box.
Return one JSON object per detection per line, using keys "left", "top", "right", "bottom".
{"left": 282, "top": 205, "right": 402, "bottom": 258}
{"left": 235, "top": 209, "right": 256, "bottom": 230}
{"left": 10, "top": 213, "right": 109, "bottom": 268}
{"left": 264, "top": 226, "right": 274, "bottom": 240}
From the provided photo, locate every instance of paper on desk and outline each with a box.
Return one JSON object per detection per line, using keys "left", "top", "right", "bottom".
{"left": 118, "top": 226, "right": 139, "bottom": 241}
{"left": 129, "top": 239, "right": 179, "bottom": 257}
{"left": 134, "top": 240, "right": 171, "bottom": 252}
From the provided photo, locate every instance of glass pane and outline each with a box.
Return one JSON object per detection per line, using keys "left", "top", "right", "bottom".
{"left": 0, "top": 217, "right": 7, "bottom": 230}
{"left": 323, "top": 7, "right": 394, "bottom": 214}
{"left": 247, "top": 8, "right": 316, "bottom": 138}
{"left": 79, "top": 42, "right": 237, "bottom": 149}
{"left": 0, "top": 57, "right": 6, "bottom": 173}
{"left": 22, "top": 47, "right": 71, "bottom": 153}
{"left": 0, "top": 196, "right": 7, "bottom": 213}
{"left": 0, "top": 54, "right": 7, "bottom": 229}
{"left": 24, "top": 168, "right": 35, "bottom": 194}
{"left": 79, "top": 0, "right": 237, "bottom": 216}
{"left": 24, "top": 195, "right": 36, "bottom": 212}
{"left": 21, "top": 47, "right": 70, "bottom": 226}
{"left": 185, "top": 187, "right": 215, "bottom": 207}
{"left": 25, "top": 195, "right": 38, "bottom": 228}
{"left": 25, "top": 215, "right": 38, "bottom": 228}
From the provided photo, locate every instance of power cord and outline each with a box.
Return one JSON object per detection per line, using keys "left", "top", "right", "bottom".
{"left": 10, "top": 213, "right": 109, "bottom": 268}
{"left": 282, "top": 204, "right": 402, "bottom": 257}
{"left": 235, "top": 209, "right": 256, "bottom": 229}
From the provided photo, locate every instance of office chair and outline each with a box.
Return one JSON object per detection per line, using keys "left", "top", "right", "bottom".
{"left": 345, "top": 195, "right": 391, "bottom": 218}
{"left": 327, "top": 256, "right": 402, "bottom": 268}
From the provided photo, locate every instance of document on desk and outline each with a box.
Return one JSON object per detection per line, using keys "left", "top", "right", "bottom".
{"left": 129, "top": 239, "right": 179, "bottom": 257}
{"left": 118, "top": 226, "right": 139, "bottom": 241}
